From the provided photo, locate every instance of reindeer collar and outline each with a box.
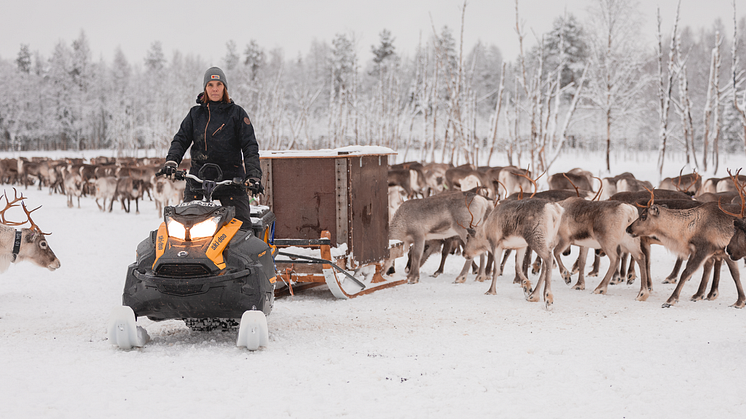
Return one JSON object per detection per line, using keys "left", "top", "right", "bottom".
{"left": 11, "top": 229, "right": 22, "bottom": 262}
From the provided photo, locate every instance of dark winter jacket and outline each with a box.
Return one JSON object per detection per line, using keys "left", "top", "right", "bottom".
{"left": 166, "top": 94, "right": 262, "bottom": 186}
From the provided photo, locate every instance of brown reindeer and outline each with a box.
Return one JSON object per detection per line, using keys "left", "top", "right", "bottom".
{"left": 93, "top": 177, "right": 119, "bottom": 212}
{"left": 0, "top": 189, "right": 61, "bottom": 273}
{"left": 659, "top": 169, "right": 702, "bottom": 196}
{"left": 115, "top": 177, "right": 145, "bottom": 214}
{"left": 553, "top": 197, "right": 651, "bottom": 300}
{"left": 548, "top": 168, "right": 595, "bottom": 192}
{"left": 382, "top": 190, "right": 492, "bottom": 284}
{"left": 461, "top": 198, "right": 564, "bottom": 308}
{"left": 627, "top": 197, "right": 745, "bottom": 308}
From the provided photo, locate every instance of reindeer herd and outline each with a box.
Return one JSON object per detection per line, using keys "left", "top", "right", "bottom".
{"left": 0, "top": 156, "right": 187, "bottom": 215}
{"left": 385, "top": 161, "right": 746, "bottom": 310}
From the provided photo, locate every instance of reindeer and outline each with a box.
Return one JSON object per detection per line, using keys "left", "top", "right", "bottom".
{"left": 553, "top": 197, "right": 651, "bottom": 301}
{"left": 115, "top": 176, "right": 145, "bottom": 214}
{"left": 494, "top": 166, "right": 536, "bottom": 200}
{"left": 461, "top": 198, "right": 564, "bottom": 308}
{"left": 599, "top": 172, "right": 653, "bottom": 200}
{"left": 659, "top": 169, "right": 702, "bottom": 196}
{"left": 93, "top": 176, "right": 118, "bottom": 212}
{"left": 382, "top": 190, "right": 492, "bottom": 284}
{"left": 548, "top": 168, "right": 595, "bottom": 192}
{"left": 63, "top": 169, "right": 83, "bottom": 208}
{"left": 0, "top": 189, "right": 61, "bottom": 273}
{"left": 627, "top": 180, "right": 746, "bottom": 308}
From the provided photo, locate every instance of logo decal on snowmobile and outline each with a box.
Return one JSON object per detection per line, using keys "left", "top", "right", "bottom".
{"left": 205, "top": 219, "right": 243, "bottom": 270}
{"left": 210, "top": 233, "right": 227, "bottom": 251}
{"left": 153, "top": 222, "right": 168, "bottom": 268}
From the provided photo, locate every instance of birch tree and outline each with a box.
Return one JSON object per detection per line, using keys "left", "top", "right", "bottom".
{"left": 586, "top": 0, "right": 649, "bottom": 173}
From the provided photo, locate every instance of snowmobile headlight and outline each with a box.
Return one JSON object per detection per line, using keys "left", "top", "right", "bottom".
{"left": 166, "top": 218, "right": 187, "bottom": 240}
{"left": 190, "top": 217, "right": 220, "bottom": 239}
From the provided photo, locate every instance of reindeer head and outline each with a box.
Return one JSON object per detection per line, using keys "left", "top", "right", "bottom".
{"left": 1, "top": 189, "right": 60, "bottom": 272}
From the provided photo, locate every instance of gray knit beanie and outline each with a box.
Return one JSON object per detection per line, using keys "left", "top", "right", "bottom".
{"left": 203, "top": 67, "right": 227, "bottom": 90}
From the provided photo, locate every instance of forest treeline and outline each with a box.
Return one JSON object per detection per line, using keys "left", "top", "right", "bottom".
{"left": 1, "top": 0, "right": 745, "bottom": 174}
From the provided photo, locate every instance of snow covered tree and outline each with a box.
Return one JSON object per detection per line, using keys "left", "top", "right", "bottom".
{"left": 223, "top": 40, "right": 240, "bottom": 71}
{"left": 16, "top": 44, "right": 32, "bottom": 74}
{"left": 244, "top": 40, "right": 265, "bottom": 81}
{"left": 328, "top": 32, "right": 358, "bottom": 147}
{"left": 585, "top": 0, "right": 650, "bottom": 172}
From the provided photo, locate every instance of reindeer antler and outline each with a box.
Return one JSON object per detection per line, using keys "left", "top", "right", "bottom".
{"left": 517, "top": 168, "right": 543, "bottom": 199}
{"left": 21, "top": 202, "right": 51, "bottom": 235}
{"left": 456, "top": 194, "right": 481, "bottom": 232}
{"left": 723, "top": 168, "right": 746, "bottom": 218}
{"left": 673, "top": 168, "right": 700, "bottom": 194}
{"left": 636, "top": 185, "right": 655, "bottom": 208}
{"left": 562, "top": 173, "right": 581, "bottom": 197}
{"left": 0, "top": 188, "right": 28, "bottom": 226}
{"left": 591, "top": 176, "right": 603, "bottom": 201}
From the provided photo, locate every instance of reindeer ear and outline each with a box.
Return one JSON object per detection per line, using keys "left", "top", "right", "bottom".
{"left": 467, "top": 227, "right": 476, "bottom": 237}
{"left": 649, "top": 205, "right": 659, "bottom": 217}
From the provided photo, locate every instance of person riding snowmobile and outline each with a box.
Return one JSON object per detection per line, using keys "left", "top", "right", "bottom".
{"left": 159, "top": 66, "right": 264, "bottom": 226}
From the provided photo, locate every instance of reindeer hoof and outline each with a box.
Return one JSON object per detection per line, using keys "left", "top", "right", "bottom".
{"left": 526, "top": 293, "right": 540, "bottom": 302}
{"left": 636, "top": 291, "right": 649, "bottom": 302}
{"left": 484, "top": 289, "right": 497, "bottom": 296}
{"left": 572, "top": 283, "right": 585, "bottom": 291}
{"left": 561, "top": 272, "right": 571, "bottom": 285}
{"left": 430, "top": 271, "right": 442, "bottom": 278}
{"left": 592, "top": 288, "right": 606, "bottom": 295}
{"left": 408, "top": 278, "right": 419, "bottom": 284}
{"left": 690, "top": 294, "right": 704, "bottom": 302}
{"left": 706, "top": 292, "right": 719, "bottom": 301}
{"left": 662, "top": 277, "right": 677, "bottom": 284}
{"left": 661, "top": 299, "right": 677, "bottom": 308}
{"left": 729, "top": 301, "right": 745, "bottom": 309}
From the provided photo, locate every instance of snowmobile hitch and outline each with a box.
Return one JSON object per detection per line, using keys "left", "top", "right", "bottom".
{"left": 274, "top": 250, "right": 366, "bottom": 289}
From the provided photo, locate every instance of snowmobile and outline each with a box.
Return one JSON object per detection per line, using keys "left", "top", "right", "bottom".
{"left": 107, "top": 163, "right": 276, "bottom": 351}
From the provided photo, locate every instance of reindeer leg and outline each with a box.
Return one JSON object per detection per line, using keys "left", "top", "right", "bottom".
{"left": 691, "top": 258, "right": 714, "bottom": 302}
{"left": 664, "top": 252, "right": 709, "bottom": 308}
{"left": 407, "top": 238, "right": 425, "bottom": 284}
{"left": 723, "top": 257, "right": 746, "bottom": 308}
{"left": 474, "top": 254, "right": 489, "bottom": 282}
{"left": 612, "top": 253, "right": 629, "bottom": 285}
{"left": 510, "top": 248, "right": 534, "bottom": 299}
{"left": 634, "top": 240, "right": 652, "bottom": 301}
{"left": 431, "top": 239, "right": 452, "bottom": 277}
{"left": 485, "top": 245, "right": 504, "bottom": 295}
{"left": 572, "top": 246, "right": 588, "bottom": 290}
{"left": 663, "top": 258, "right": 683, "bottom": 284}
{"left": 593, "top": 247, "right": 620, "bottom": 295}
{"left": 539, "top": 251, "right": 554, "bottom": 310}
{"left": 531, "top": 252, "right": 541, "bottom": 275}
{"left": 706, "top": 257, "right": 722, "bottom": 301}
{"left": 553, "top": 240, "right": 572, "bottom": 285}
{"left": 498, "top": 249, "right": 511, "bottom": 276}
{"left": 587, "top": 250, "right": 601, "bottom": 277}
{"left": 626, "top": 257, "right": 638, "bottom": 285}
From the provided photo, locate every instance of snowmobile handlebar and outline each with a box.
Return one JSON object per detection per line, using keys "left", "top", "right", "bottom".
{"left": 164, "top": 164, "right": 250, "bottom": 201}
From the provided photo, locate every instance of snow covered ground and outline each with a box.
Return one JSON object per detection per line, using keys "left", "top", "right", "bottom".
{"left": 2, "top": 151, "right": 746, "bottom": 418}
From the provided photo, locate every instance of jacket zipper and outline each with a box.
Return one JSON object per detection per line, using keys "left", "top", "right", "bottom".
{"left": 212, "top": 124, "right": 225, "bottom": 136}
{"left": 204, "top": 103, "right": 211, "bottom": 151}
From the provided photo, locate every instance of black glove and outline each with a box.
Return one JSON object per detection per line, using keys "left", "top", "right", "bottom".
{"left": 157, "top": 161, "right": 178, "bottom": 178}
{"left": 245, "top": 177, "right": 264, "bottom": 195}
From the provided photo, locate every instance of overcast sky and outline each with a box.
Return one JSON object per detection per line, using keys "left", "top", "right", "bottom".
{"left": 0, "top": 0, "right": 742, "bottom": 66}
